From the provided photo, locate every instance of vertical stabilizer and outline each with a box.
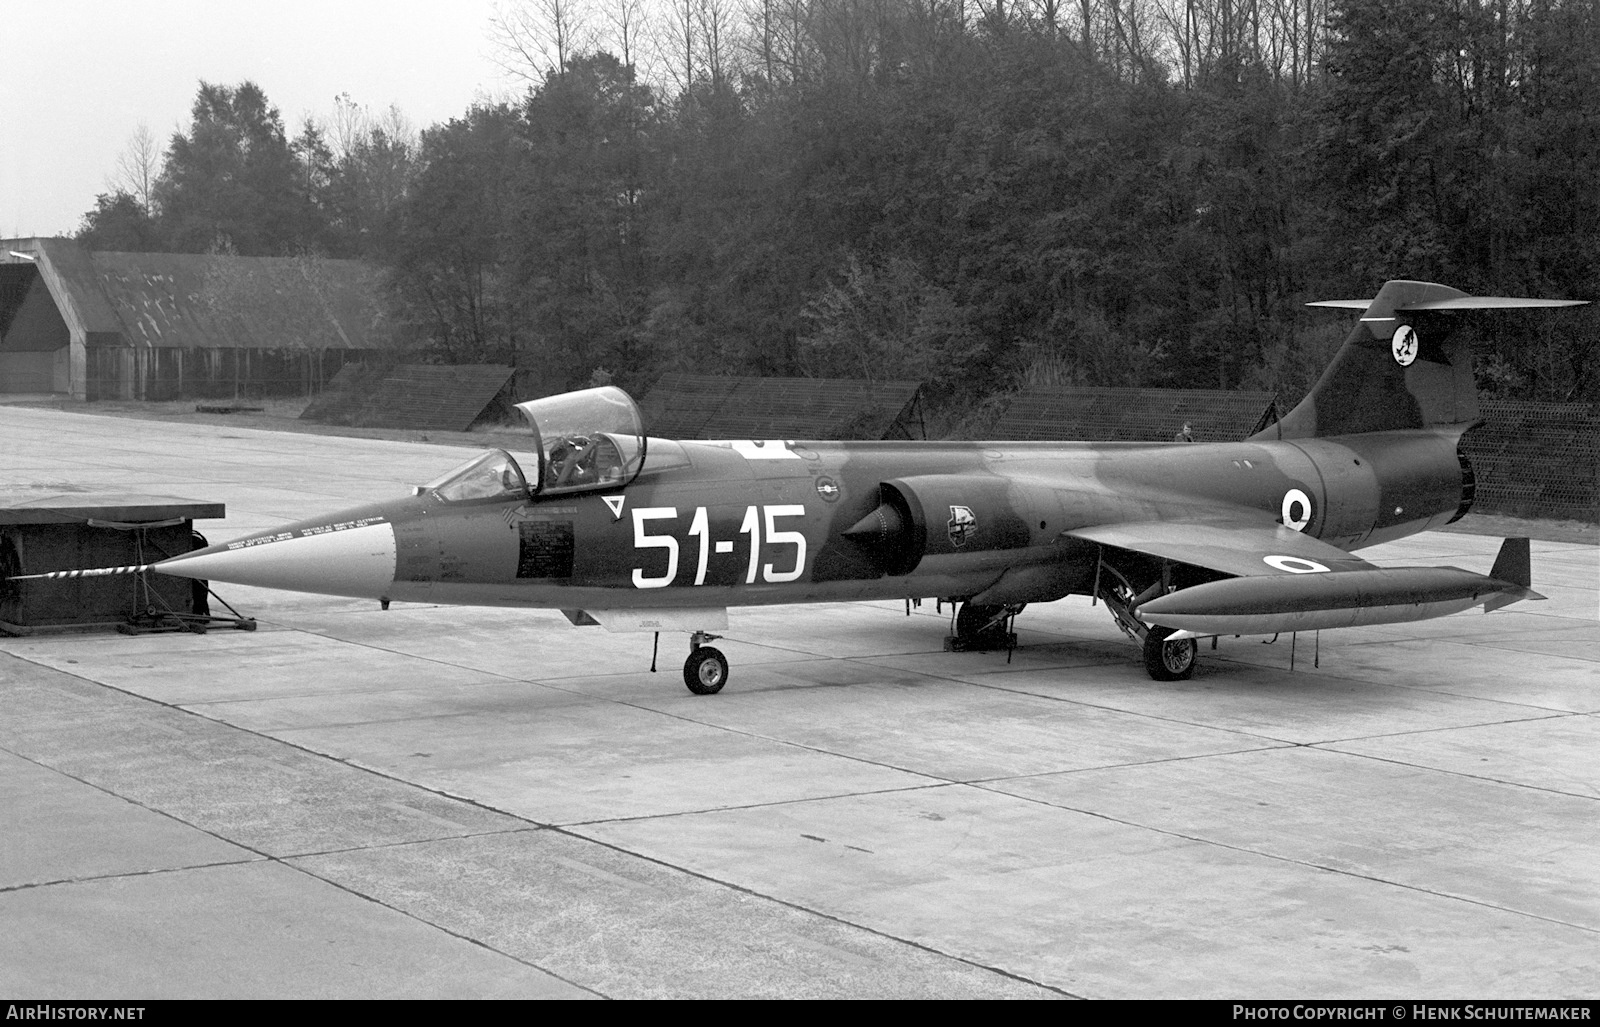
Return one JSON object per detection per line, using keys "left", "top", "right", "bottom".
{"left": 1254, "top": 281, "right": 1480, "bottom": 439}
{"left": 1255, "top": 282, "right": 1586, "bottom": 440}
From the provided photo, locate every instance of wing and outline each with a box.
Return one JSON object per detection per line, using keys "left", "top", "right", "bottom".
{"left": 1065, "top": 521, "right": 1378, "bottom": 578}
{"left": 1069, "top": 521, "right": 1540, "bottom": 638}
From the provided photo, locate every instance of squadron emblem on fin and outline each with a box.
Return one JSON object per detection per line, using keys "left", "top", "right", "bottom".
{"left": 1391, "top": 325, "right": 1419, "bottom": 366}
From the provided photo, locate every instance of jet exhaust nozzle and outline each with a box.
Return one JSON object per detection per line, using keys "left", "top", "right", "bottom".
{"left": 843, "top": 502, "right": 906, "bottom": 543}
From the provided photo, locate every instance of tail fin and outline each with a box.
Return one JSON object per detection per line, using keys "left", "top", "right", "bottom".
{"left": 1488, "top": 536, "right": 1533, "bottom": 589}
{"left": 1485, "top": 536, "right": 1543, "bottom": 611}
{"left": 1251, "top": 280, "right": 1587, "bottom": 440}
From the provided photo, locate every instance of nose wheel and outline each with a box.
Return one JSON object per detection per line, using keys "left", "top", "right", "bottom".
{"left": 683, "top": 632, "right": 728, "bottom": 695}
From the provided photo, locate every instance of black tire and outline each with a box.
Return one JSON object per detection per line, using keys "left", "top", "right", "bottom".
{"left": 955, "top": 602, "right": 1008, "bottom": 642}
{"left": 684, "top": 646, "right": 729, "bottom": 695}
{"left": 1143, "top": 626, "right": 1198, "bottom": 681}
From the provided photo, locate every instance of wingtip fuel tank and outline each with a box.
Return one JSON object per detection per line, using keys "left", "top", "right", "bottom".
{"left": 1138, "top": 553, "right": 1543, "bottom": 641}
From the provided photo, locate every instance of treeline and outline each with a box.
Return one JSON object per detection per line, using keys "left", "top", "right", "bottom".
{"left": 78, "top": 0, "right": 1600, "bottom": 417}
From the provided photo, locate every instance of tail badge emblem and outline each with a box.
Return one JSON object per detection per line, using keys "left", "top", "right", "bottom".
{"left": 1391, "top": 325, "right": 1419, "bottom": 366}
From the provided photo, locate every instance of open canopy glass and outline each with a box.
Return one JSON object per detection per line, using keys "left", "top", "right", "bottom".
{"left": 515, "top": 386, "right": 648, "bottom": 496}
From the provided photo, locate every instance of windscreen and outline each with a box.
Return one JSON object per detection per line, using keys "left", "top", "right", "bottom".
{"left": 421, "top": 450, "right": 531, "bottom": 502}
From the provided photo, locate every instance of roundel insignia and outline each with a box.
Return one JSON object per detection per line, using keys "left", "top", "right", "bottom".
{"left": 814, "top": 476, "right": 841, "bottom": 502}
{"left": 1264, "top": 554, "right": 1331, "bottom": 574}
{"left": 1391, "top": 325, "right": 1419, "bottom": 367}
{"left": 1281, "top": 488, "right": 1313, "bottom": 532}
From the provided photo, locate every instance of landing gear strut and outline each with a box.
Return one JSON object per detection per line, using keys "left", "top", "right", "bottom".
{"left": 1095, "top": 550, "right": 1201, "bottom": 681}
{"left": 683, "top": 631, "right": 728, "bottom": 695}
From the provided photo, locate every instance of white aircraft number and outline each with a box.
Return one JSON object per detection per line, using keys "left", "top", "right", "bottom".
{"left": 631, "top": 505, "right": 807, "bottom": 589}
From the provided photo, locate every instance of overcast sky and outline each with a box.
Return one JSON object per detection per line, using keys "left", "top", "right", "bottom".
{"left": 1, "top": 1, "right": 514, "bottom": 239}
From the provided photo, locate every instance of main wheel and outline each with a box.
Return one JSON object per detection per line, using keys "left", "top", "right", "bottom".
{"left": 683, "top": 646, "right": 729, "bottom": 695}
{"left": 955, "top": 602, "right": 1008, "bottom": 643}
{"left": 1143, "top": 626, "right": 1198, "bottom": 681}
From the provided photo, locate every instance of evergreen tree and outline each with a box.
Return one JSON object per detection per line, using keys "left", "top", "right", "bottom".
{"left": 76, "top": 191, "right": 166, "bottom": 252}
{"left": 154, "top": 81, "right": 318, "bottom": 255}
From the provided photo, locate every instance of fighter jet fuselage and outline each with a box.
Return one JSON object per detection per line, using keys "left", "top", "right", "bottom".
{"left": 192, "top": 428, "right": 1468, "bottom": 618}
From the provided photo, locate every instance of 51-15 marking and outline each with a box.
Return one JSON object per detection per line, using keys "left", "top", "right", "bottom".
{"left": 632, "top": 505, "right": 806, "bottom": 588}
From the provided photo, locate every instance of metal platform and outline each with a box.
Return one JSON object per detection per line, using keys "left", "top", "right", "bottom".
{"left": 0, "top": 492, "right": 231, "bottom": 635}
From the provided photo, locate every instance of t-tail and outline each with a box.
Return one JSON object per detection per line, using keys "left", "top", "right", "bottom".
{"left": 1251, "top": 280, "right": 1587, "bottom": 441}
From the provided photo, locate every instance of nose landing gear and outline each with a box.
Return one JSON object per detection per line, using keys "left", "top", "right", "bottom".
{"left": 683, "top": 631, "right": 728, "bottom": 695}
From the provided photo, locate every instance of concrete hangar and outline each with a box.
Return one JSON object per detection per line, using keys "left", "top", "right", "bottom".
{"left": 0, "top": 237, "right": 388, "bottom": 401}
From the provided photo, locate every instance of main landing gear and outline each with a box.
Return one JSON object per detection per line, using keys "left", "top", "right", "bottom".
{"left": 1142, "top": 625, "right": 1199, "bottom": 682}
{"left": 1095, "top": 550, "right": 1201, "bottom": 681}
{"left": 946, "top": 602, "right": 1021, "bottom": 652}
{"left": 683, "top": 631, "right": 728, "bottom": 695}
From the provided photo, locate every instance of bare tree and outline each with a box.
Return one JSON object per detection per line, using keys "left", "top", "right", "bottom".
{"left": 601, "top": 0, "right": 653, "bottom": 69}
{"left": 326, "top": 94, "right": 417, "bottom": 161}
{"left": 697, "top": 0, "right": 739, "bottom": 88}
{"left": 658, "top": 0, "right": 699, "bottom": 92}
{"left": 1026, "top": 0, "right": 1065, "bottom": 37}
{"left": 808, "top": 0, "right": 882, "bottom": 86}
{"left": 746, "top": 0, "right": 780, "bottom": 81}
{"left": 1149, "top": 0, "right": 1326, "bottom": 89}
{"left": 489, "top": 0, "right": 595, "bottom": 81}
{"left": 328, "top": 93, "right": 366, "bottom": 161}
{"left": 974, "top": 0, "right": 1013, "bottom": 34}
{"left": 109, "top": 123, "right": 161, "bottom": 214}
{"left": 756, "top": 0, "right": 815, "bottom": 83}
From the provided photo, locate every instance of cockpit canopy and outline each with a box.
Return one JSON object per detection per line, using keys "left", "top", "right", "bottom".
{"left": 418, "top": 387, "right": 651, "bottom": 504}
{"left": 516, "top": 385, "right": 647, "bottom": 496}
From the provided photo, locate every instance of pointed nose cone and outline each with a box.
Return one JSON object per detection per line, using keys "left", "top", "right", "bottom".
{"left": 155, "top": 511, "right": 397, "bottom": 600}
{"left": 843, "top": 502, "right": 906, "bottom": 543}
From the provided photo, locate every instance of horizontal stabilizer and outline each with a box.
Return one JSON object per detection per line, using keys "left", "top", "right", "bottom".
{"left": 1308, "top": 296, "right": 1589, "bottom": 312}
{"left": 1397, "top": 297, "right": 1589, "bottom": 311}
